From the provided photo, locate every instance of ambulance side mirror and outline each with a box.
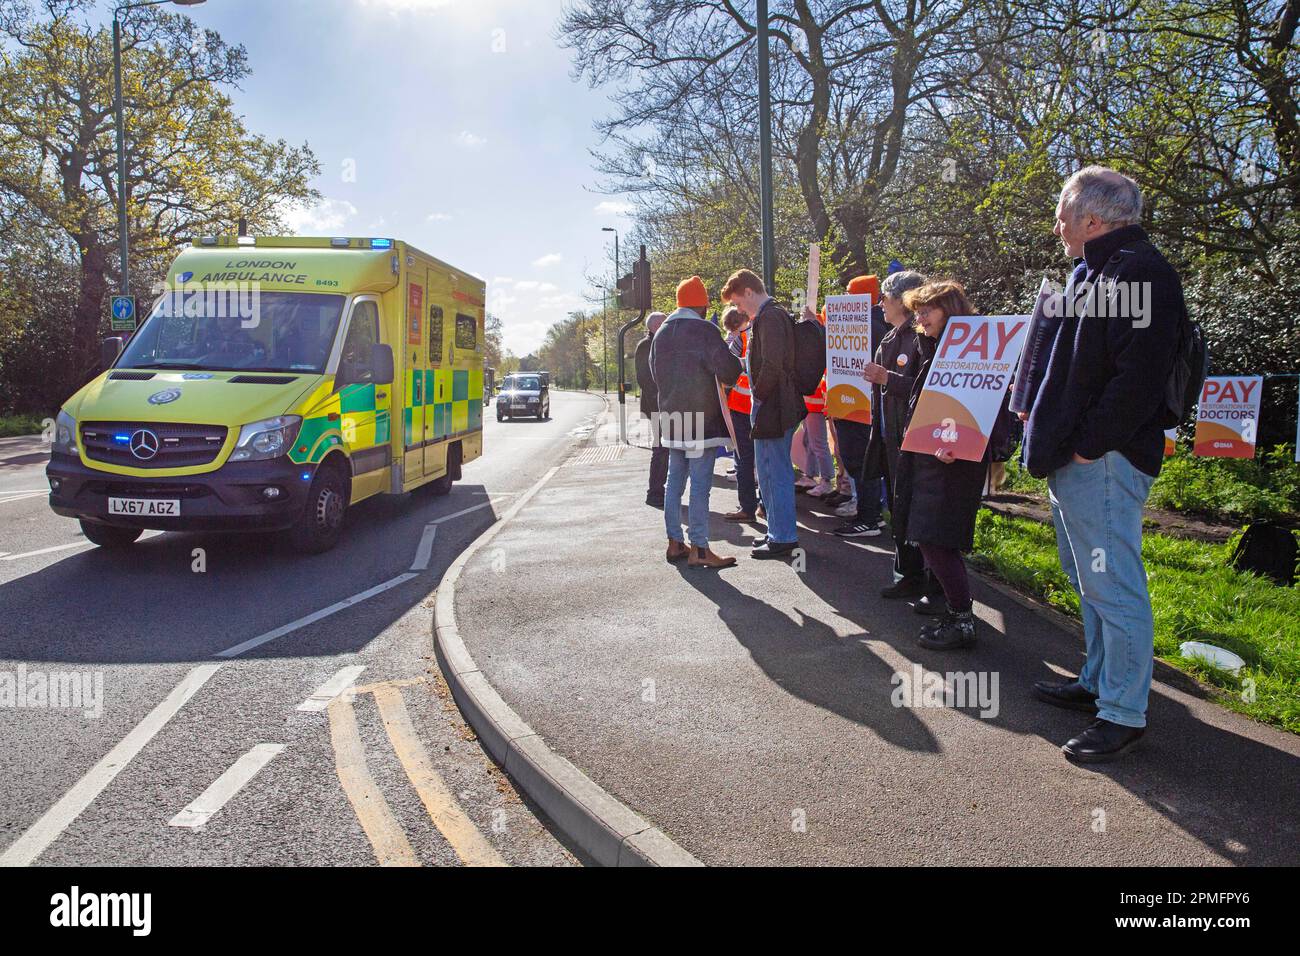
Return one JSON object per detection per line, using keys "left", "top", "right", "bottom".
{"left": 371, "top": 344, "right": 394, "bottom": 385}
{"left": 101, "top": 336, "right": 124, "bottom": 370}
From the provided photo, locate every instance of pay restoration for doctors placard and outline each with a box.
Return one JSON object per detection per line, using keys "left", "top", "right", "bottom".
{"left": 900, "top": 315, "right": 1028, "bottom": 461}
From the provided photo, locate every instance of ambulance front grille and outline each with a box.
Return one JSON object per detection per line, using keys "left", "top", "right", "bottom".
{"left": 81, "top": 422, "right": 228, "bottom": 469}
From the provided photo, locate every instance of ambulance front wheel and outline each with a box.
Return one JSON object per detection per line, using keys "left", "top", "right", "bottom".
{"left": 289, "top": 463, "right": 348, "bottom": 554}
{"left": 79, "top": 520, "right": 143, "bottom": 549}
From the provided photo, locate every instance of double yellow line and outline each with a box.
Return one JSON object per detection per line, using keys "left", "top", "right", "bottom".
{"left": 328, "top": 678, "right": 506, "bottom": 867}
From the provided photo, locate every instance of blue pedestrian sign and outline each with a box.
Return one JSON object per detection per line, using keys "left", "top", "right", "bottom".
{"left": 110, "top": 295, "right": 136, "bottom": 331}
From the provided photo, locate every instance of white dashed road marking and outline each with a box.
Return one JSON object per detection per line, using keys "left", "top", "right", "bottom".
{"left": 168, "top": 744, "right": 285, "bottom": 829}
{"left": 0, "top": 664, "right": 223, "bottom": 867}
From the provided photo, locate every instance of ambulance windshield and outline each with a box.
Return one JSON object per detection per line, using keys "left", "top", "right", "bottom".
{"left": 118, "top": 291, "right": 347, "bottom": 374}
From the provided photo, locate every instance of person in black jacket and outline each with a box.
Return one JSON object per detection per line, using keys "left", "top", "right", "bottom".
{"left": 1023, "top": 166, "right": 1184, "bottom": 764}
{"left": 892, "top": 280, "right": 1010, "bottom": 652}
{"left": 650, "top": 277, "right": 742, "bottom": 569}
{"left": 722, "top": 268, "right": 807, "bottom": 559}
{"left": 861, "top": 270, "right": 932, "bottom": 594}
{"left": 635, "top": 311, "right": 669, "bottom": 506}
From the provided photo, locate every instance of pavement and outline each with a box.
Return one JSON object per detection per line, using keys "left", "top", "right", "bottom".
{"left": 452, "top": 421, "right": 1300, "bottom": 866}
{"left": 0, "top": 391, "right": 606, "bottom": 867}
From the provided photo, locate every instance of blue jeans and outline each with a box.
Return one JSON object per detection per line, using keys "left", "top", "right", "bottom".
{"left": 664, "top": 447, "right": 719, "bottom": 548}
{"left": 731, "top": 409, "right": 758, "bottom": 515}
{"left": 754, "top": 425, "right": 798, "bottom": 544}
{"left": 1048, "top": 452, "right": 1157, "bottom": 728}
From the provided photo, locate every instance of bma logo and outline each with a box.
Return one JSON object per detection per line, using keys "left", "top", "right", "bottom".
{"left": 148, "top": 388, "right": 182, "bottom": 405}
{"left": 129, "top": 429, "right": 160, "bottom": 461}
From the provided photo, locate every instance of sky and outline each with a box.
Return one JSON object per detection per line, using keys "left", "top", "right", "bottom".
{"left": 128, "top": 0, "right": 633, "bottom": 357}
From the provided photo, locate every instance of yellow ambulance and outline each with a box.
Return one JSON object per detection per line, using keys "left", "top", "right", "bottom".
{"left": 46, "top": 236, "right": 485, "bottom": 553}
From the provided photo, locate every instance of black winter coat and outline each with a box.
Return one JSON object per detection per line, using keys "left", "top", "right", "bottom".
{"left": 747, "top": 298, "right": 808, "bottom": 439}
{"left": 649, "top": 307, "right": 742, "bottom": 449}
{"left": 634, "top": 334, "right": 657, "bottom": 416}
{"left": 864, "top": 321, "right": 928, "bottom": 480}
{"left": 1023, "top": 225, "right": 1185, "bottom": 478}
{"left": 892, "top": 336, "right": 1009, "bottom": 552}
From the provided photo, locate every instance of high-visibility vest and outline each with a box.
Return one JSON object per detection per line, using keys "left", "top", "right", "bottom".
{"left": 805, "top": 375, "right": 827, "bottom": 413}
{"left": 804, "top": 308, "right": 828, "bottom": 412}
{"left": 726, "top": 329, "right": 752, "bottom": 415}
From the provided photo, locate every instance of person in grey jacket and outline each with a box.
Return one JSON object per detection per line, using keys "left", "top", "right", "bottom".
{"left": 635, "top": 311, "right": 669, "bottom": 506}
{"left": 650, "top": 277, "right": 742, "bottom": 569}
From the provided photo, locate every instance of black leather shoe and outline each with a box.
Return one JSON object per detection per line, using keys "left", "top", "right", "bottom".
{"left": 1062, "top": 719, "right": 1145, "bottom": 763}
{"left": 751, "top": 541, "right": 798, "bottom": 559}
{"left": 913, "top": 593, "right": 947, "bottom": 616}
{"left": 1033, "top": 679, "right": 1099, "bottom": 713}
{"left": 881, "top": 577, "right": 926, "bottom": 600}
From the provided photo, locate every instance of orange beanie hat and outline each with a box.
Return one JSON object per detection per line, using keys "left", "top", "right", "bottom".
{"left": 676, "top": 276, "right": 709, "bottom": 309}
{"left": 846, "top": 275, "right": 880, "bottom": 299}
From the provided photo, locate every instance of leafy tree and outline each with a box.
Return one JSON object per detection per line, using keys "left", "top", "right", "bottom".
{"left": 0, "top": 0, "right": 319, "bottom": 396}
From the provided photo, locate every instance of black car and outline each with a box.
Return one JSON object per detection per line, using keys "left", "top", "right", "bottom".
{"left": 496, "top": 373, "right": 549, "bottom": 421}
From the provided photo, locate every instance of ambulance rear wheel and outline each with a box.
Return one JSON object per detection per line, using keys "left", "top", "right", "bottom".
{"left": 79, "top": 520, "right": 142, "bottom": 549}
{"left": 429, "top": 443, "right": 461, "bottom": 497}
{"left": 289, "top": 463, "right": 347, "bottom": 554}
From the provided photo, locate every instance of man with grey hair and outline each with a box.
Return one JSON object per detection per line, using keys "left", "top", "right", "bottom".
{"left": 636, "top": 311, "right": 669, "bottom": 506}
{"left": 1023, "top": 165, "right": 1188, "bottom": 763}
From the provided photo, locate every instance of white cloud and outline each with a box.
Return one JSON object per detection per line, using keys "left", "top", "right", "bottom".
{"left": 282, "top": 198, "right": 358, "bottom": 234}
{"left": 594, "top": 200, "right": 633, "bottom": 217}
{"left": 532, "top": 253, "right": 562, "bottom": 268}
{"left": 489, "top": 277, "right": 584, "bottom": 356}
{"left": 455, "top": 130, "right": 487, "bottom": 150}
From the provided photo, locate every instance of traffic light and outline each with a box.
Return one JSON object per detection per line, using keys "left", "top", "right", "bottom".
{"left": 616, "top": 258, "right": 651, "bottom": 311}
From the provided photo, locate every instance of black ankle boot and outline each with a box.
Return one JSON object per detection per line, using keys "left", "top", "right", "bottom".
{"left": 918, "top": 608, "right": 977, "bottom": 650}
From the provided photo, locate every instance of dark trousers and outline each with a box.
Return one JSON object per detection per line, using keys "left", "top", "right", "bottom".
{"left": 835, "top": 419, "right": 880, "bottom": 522}
{"left": 731, "top": 408, "right": 759, "bottom": 514}
{"left": 648, "top": 444, "right": 669, "bottom": 504}
{"left": 882, "top": 438, "right": 925, "bottom": 581}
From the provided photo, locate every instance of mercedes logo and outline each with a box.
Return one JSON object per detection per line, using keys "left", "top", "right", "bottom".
{"left": 129, "top": 429, "right": 160, "bottom": 461}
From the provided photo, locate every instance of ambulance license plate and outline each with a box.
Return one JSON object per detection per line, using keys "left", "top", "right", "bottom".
{"left": 108, "top": 497, "right": 179, "bottom": 516}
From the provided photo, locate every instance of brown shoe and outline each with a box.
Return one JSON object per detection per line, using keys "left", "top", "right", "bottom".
{"left": 756, "top": 505, "right": 767, "bottom": 520}
{"left": 666, "top": 539, "right": 690, "bottom": 563}
{"left": 723, "top": 510, "right": 756, "bottom": 522}
{"left": 688, "top": 546, "right": 737, "bottom": 569}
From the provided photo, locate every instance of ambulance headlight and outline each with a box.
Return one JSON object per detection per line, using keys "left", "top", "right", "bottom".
{"left": 52, "top": 409, "right": 77, "bottom": 455}
{"left": 229, "top": 415, "right": 302, "bottom": 462}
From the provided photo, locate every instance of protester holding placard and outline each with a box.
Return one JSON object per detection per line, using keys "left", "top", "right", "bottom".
{"left": 862, "top": 270, "right": 934, "bottom": 591}
{"left": 892, "top": 280, "right": 1010, "bottom": 651}
{"left": 1023, "top": 166, "right": 1186, "bottom": 763}
{"left": 817, "top": 274, "right": 890, "bottom": 536}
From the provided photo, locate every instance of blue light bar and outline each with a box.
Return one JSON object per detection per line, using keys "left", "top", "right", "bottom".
{"left": 114, "top": 434, "right": 130, "bottom": 443}
{"left": 369, "top": 238, "right": 392, "bottom": 250}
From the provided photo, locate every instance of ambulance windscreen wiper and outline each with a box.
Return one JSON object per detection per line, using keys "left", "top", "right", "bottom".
{"left": 129, "top": 361, "right": 211, "bottom": 370}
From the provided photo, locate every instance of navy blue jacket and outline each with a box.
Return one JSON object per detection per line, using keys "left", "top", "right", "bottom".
{"left": 1023, "top": 225, "right": 1185, "bottom": 478}
{"left": 649, "top": 307, "right": 742, "bottom": 450}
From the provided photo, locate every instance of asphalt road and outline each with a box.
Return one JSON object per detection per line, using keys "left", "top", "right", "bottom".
{"left": 0, "top": 390, "right": 605, "bottom": 867}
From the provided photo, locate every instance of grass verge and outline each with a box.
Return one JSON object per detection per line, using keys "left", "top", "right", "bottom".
{"left": 970, "top": 509, "right": 1300, "bottom": 734}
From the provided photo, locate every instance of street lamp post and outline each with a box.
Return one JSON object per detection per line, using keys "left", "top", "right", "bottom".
{"left": 756, "top": 0, "right": 776, "bottom": 292}
{"left": 601, "top": 227, "right": 618, "bottom": 394}
{"left": 113, "top": 0, "right": 207, "bottom": 296}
